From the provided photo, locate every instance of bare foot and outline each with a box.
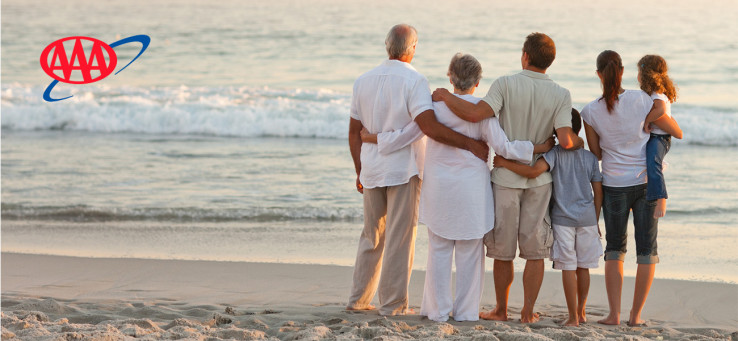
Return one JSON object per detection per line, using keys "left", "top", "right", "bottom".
{"left": 346, "top": 304, "right": 375, "bottom": 311}
{"left": 654, "top": 198, "right": 667, "bottom": 219}
{"left": 578, "top": 314, "right": 587, "bottom": 324}
{"left": 562, "top": 317, "right": 579, "bottom": 327}
{"left": 479, "top": 307, "right": 508, "bottom": 321}
{"left": 627, "top": 319, "right": 647, "bottom": 327}
{"left": 628, "top": 312, "right": 646, "bottom": 327}
{"left": 597, "top": 315, "right": 620, "bottom": 325}
{"left": 520, "top": 308, "right": 540, "bottom": 323}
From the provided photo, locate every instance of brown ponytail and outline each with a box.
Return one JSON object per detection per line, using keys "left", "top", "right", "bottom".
{"left": 638, "top": 55, "right": 678, "bottom": 102}
{"left": 596, "top": 50, "right": 623, "bottom": 113}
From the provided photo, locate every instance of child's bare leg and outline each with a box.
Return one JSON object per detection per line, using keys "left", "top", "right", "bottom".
{"left": 576, "top": 268, "right": 590, "bottom": 323}
{"left": 561, "top": 270, "right": 579, "bottom": 326}
{"left": 654, "top": 198, "right": 667, "bottom": 219}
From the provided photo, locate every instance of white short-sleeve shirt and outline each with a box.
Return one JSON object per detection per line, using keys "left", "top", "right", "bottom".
{"left": 580, "top": 90, "right": 653, "bottom": 187}
{"left": 649, "top": 93, "right": 672, "bottom": 135}
{"left": 350, "top": 60, "right": 434, "bottom": 188}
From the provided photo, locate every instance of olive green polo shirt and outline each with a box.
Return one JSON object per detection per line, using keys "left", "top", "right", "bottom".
{"left": 482, "top": 70, "right": 572, "bottom": 189}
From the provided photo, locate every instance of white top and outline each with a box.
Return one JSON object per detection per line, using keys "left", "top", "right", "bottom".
{"left": 376, "top": 94, "right": 534, "bottom": 240}
{"left": 482, "top": 70, "right": 572, "bottom": 189}
{"left": 580, "top": 90, "right": 652, "bottom": 187}
{"left": 350, "top": 59, "right": 434, "bottom": 189}
{"left": 649, "top": 93, "right": 672, "bottom": 135}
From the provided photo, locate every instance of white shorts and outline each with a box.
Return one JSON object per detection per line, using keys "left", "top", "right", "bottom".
{"left": 550, "top": 224, "right": 603, "bottom": 271}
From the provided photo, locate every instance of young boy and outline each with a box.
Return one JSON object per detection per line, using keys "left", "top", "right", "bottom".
{"left": 493, "top": 109, "right": 603, "bottom": 327}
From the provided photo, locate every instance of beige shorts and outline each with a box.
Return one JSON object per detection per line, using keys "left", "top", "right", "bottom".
{"left": 484, "top": 183, "right": 553, "bottom": 261}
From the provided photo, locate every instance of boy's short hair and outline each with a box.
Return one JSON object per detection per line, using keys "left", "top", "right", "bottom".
{"left": 523, "top": 33, "right": 556, "bottom": 70}
{"left": 571, "top": 108, "right": 582, "bottom": 135}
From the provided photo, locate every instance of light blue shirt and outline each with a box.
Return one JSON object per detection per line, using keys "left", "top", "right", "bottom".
{"left": 543, "top": 146, "right": 603, "bottom": 227}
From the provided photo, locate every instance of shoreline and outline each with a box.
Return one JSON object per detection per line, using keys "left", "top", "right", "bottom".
{"left": 1, "top": 250, "right": 735, "bottom": 285}
{"left": 2, "top": 252, "right": 736, "bottom": 340}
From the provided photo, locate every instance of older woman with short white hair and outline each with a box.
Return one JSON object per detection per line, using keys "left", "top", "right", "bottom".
{"left": 361, "top": 53, "right": 552, "bottom": 321}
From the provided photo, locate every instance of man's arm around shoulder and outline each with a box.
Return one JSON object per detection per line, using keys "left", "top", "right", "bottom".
{"left": 414, "top": 109, "right": 489, "bottom": 161}
{"left": 431, "top": 88, "right": 495, "bottom": 123}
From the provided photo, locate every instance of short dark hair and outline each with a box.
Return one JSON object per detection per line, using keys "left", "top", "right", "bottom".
{"left": 523, "top": 33, "right": 556, "bottom": 70}
{"left": 571, "top": 108, "right": 582, "bottom": 135}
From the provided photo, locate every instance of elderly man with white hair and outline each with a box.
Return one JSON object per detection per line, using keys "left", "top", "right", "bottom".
{"left": 362, "top": 53, "right": 552, "bottom": 321}
{"left": 347, "top": 24, "right": 489, "bottom": 316}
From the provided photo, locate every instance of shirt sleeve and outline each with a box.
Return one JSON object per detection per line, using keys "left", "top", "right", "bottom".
{"left": 590, "top": 153, "right": 603, "bottom": 182}
{"left": 482, "top": 117, "right": 533, "bottom": 163}
{"left": 542, "top": 147, "right": 557, "bottom": 172}
{"left": 553, "top": 89, "right": 573, "bottom": 130}
{"left": 580, "top": 103, "right": 592, "bottom": 126}
{"left": 651, "top": 93, "right": 669, "bottom": 103}
{"left": 650, "top": 93, "right": 672, "bottom": 117}
{"left": 349, "top": 81, "right": 361, "bottom": 120}
{"left": 376, "top": 121, "right": 425, "bottom": 155}
{"left": 481, "top": 77, "right": 505, "bottom": 117}
{"left": 407, "top": 77, "right": 434, "bottom": 120}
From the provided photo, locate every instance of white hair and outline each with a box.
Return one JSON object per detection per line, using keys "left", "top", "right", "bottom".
{"left": 385, "top": 24, "right": 417, "bottom": 59}
{"left": 447, "top": 53, "right": 482, "bottom": 91}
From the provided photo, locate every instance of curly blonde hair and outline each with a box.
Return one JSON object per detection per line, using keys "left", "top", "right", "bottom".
{"left": 638, "top": 55, "right": 678, "bottom": 103}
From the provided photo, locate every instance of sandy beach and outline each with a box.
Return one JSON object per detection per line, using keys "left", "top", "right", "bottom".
{"left": 2, "top": 252, "right": 736, "bottom": 340}
{"left": 3, "top": 0, "right": 738, "bottom": 340}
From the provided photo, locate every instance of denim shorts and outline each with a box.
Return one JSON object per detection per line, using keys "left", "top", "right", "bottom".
{"left": 646, "top": 133, "right": 671, "bottom": 201}
{"left": 602, "top": 184, "right": 659, "bottom": 264}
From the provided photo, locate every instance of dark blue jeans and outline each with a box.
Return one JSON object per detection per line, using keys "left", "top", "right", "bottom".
{"left": 603, "top": 184, "right": 659, "bottom": 264}
{"left": 646, "top": 134, "right": 671, "bottom": 201}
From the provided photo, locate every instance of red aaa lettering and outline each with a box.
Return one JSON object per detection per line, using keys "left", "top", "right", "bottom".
{"left": 40, "top": 37, "right": 118, "bottom": 84}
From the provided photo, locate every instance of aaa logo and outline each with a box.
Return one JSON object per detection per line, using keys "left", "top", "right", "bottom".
{"left": 40, "top": 35, "right": 151, "bottom": 102}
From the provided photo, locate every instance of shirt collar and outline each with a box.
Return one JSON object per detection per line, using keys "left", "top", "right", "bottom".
{"left": 384, "top": 59, "right": 417, "bottom": 71}
{"left": 520, "top": 69, "right": 549, "bottom": 80}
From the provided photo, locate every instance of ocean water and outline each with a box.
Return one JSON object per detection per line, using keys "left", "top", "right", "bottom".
{"left": 2, "top": 0, "right": 737, "bottom": 283}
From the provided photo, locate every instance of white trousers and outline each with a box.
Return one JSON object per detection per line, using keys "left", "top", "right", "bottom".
{"left": 420, "top": 228, "right": 485, "bottom": 322}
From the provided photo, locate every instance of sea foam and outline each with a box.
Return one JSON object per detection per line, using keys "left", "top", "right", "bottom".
{"left": 2, "top": 84, "right": 351, "bottom": 139}
{"left": 2, "top": 84, "right": 736, "bottom": 146}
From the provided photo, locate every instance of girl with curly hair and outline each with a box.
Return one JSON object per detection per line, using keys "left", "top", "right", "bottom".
{"left": 638, "top": 55, "right": 683, "bottom": 219}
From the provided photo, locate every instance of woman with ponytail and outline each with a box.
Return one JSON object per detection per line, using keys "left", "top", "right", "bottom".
{"left": 580, "top": 50, "right": 659, "bottom": 327}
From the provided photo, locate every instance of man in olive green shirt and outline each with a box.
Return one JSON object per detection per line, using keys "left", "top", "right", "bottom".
{"left": 432, "top": 33, "right": 583, "bottom": 323}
